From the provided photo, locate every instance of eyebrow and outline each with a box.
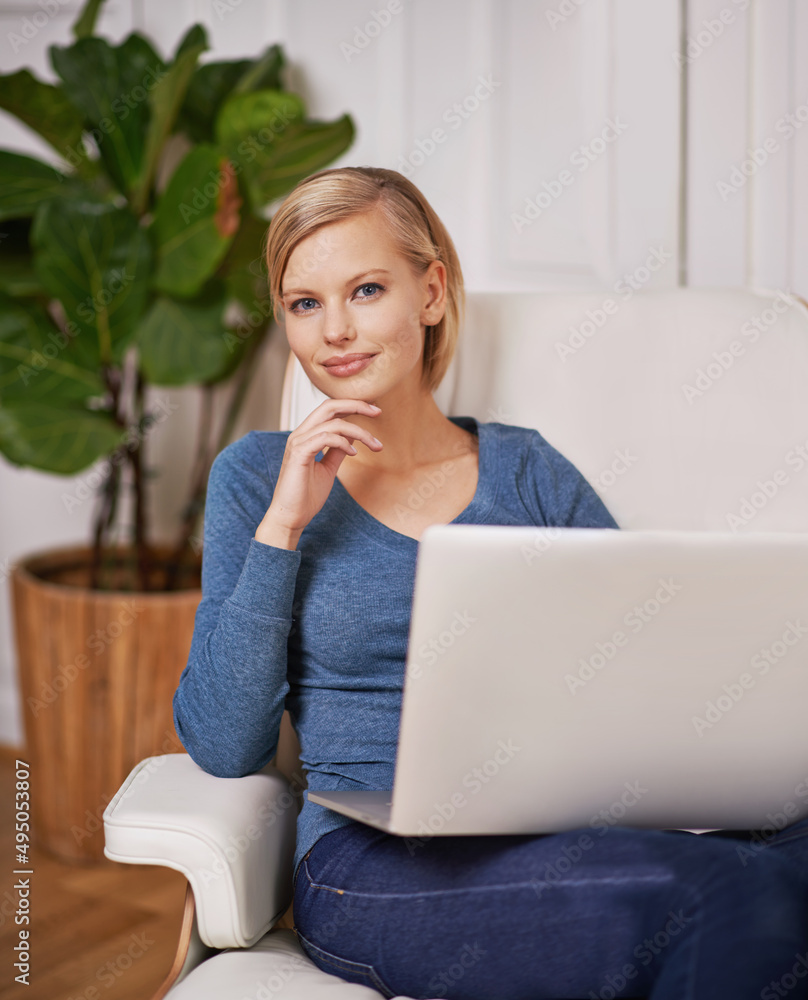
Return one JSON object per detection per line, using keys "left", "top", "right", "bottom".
{"left": 281, "top": 269, "right": 392, "bottom": 298}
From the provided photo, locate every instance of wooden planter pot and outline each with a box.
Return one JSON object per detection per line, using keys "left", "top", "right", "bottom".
{"left": 10, "top": 544, "right": 201, "bottom": 864}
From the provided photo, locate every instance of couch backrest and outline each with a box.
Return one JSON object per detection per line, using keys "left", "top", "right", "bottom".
{"left": 274, "top": 287, "right": 808, "bottom": 787}
{"left": 282, "top": 287, "right": 808, "bottom": 533}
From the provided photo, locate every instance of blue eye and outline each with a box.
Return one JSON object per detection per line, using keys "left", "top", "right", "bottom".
{"left": 290, "top": 297, "right": 317, "bottom": 313}
{"left": 288, "top": 283, "right": 384, "bottom": 314}
{"left": 356, "top": 283, "right": 384, "bottom": 299}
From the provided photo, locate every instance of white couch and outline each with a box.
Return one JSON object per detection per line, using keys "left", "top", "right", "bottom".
{"left": 104, "top": 287, "right": 808, "bottom": 999}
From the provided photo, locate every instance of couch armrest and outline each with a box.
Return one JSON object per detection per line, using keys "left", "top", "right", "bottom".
{"left": 103, "top": 754, "right": 296, "bottom": 949}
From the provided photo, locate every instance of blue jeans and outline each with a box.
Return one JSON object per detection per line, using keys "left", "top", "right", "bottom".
{"left": 292, "top": 817, "right": 808, "bottom": 1000}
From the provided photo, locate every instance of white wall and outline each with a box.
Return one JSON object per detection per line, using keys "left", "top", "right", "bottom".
{"left": 0, "top": 0, "right": 805, "bottom": 748}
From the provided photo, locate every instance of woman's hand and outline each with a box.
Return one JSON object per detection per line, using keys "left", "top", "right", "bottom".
{"left": 255, "top": 398, "right": 383, "bottom": 549}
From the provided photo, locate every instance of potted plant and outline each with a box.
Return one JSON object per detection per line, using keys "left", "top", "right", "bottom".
{"left": 1, "top": 0, "right": 354, "bottom": 862}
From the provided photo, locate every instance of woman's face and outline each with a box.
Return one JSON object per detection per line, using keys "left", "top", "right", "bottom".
{"left": 279, "top": 206, "right": 446, "bottom": 403}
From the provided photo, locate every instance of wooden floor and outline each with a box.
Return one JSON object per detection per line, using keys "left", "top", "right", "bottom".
{"left": 0, "top": 743, "right": 187, "bottom": 1000}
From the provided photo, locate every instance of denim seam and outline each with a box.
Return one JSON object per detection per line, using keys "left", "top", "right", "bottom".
{"left": 301, "top": 869, "right": 678, "bottom": 899}
{"left": 292, "top": 853, "right": 307, "bottom": 895}
{"left": 296, "top": 928, "right": 395, "bottom": 999}
{"left": 302, "top": 855, "right": 352, "bottom": 895}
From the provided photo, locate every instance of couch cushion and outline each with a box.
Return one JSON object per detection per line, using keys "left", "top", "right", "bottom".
{"left": 167, "top": 929, "right": 408, "bottom": 999}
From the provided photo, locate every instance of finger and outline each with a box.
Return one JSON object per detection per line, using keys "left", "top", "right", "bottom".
{"left": 315, "top": 418, "right": 382, "bottom": 452}
{"left": 319, "top": 445, "right": 350, "bottom": 478}
{"left": 289, "top": 431, "right": 358, "bottom": 463}
{"left": 294, "top": 397, "right": 381, "bottom": 434}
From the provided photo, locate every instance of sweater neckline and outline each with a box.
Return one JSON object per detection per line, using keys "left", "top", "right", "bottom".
{"left": 329, "top": 417, "right": 496, "bottom": 548}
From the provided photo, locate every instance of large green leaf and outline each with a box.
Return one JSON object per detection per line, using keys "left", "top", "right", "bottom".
{"left": 131, "top": 24, "right": 209, "bottom": 215}
{"left": 231, "top": 44, "right": 286, "bottom": 95}
{"left": 217, "top": 211, "right": 269, "bottom": 277}
{"left": 31, "top": 198, "right": 152, "bottom": 368}
{"left": 49, "top": 33, "right": 166, "bottom": 196}
{"left": 176, "top": 59, "right": 254, "bottom": 145}
{"left": 0, "top": 220, "right": 44, "bottom": 298}
{"left": 175, "top": 45, "right": 287, "bottom": 145}
{"left": 0, "top": 292, "right": 104, "bottom": 406}
{"left": 216, "top": 211, "right": 270, "bottom": 314}
{"left": 0, "top": 151, "right": 69, "bottom": 221}
{"left": 150, "top": 145, "right": 239, "bottom": 298}
{"left": 0, "top": 402, "right": 121, "bottom": 475}
{"left": 136, "top": 285, "right": 233, "bottom": 385}
{"left": 226, "top": 114, "right": 355, "bottom": 211}
{"left": 0, "top": 69, "right": 96, "bottom": 178}
{"left": 215, "top": 89, "right": 305, "bottom": 154}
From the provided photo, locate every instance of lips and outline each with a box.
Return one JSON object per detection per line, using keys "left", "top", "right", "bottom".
{"left": 322, "top": 353, "right": 376, "bottom": 367}
{"left": 321, "top": 353, "right": 377, "bottom": 377}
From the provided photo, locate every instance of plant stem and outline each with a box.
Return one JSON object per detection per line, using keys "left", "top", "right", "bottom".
{"left": 130, "top": 367, "right": 151, "bottom": 592}
{"left": 164, "top": 323, "right": 270, "bottom": 589}
{"left": 90, "top": 363, "right": 123, "bottom": 591}
{"left": 215, "top": 325, "right": 270, "bottom": 458}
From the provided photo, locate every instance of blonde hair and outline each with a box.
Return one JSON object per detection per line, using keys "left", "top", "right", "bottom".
{"left": 265, "top": 166, "right": 464, "bottom": 393}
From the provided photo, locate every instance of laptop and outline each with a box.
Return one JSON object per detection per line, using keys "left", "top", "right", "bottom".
{"left": 308, "top": 525, "right": 808, "bottom": 836}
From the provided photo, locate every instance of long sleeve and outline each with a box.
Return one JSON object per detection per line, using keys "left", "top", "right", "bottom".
{"left": 521, "top": 429, "right": 620, "bottom": 529}
{"left": 172, "top": 432, "right": 302, "bottom": 778}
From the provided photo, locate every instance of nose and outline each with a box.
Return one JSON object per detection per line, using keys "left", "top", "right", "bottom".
{"left": 322, "top": 302, "right": 356, "bottom": 346}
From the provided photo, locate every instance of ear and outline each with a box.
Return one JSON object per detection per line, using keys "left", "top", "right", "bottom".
{"left": 420, "top": 260, "right": 447, "bottom": 326}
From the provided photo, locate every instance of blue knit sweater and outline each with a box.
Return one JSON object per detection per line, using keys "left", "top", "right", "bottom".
{"left": 172, "top": 417, "right": 619, "bottom": 878}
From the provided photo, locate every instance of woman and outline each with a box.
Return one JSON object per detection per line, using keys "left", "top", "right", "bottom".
{"left": 173, "top": 166, "right": 808, "bottom": 999}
